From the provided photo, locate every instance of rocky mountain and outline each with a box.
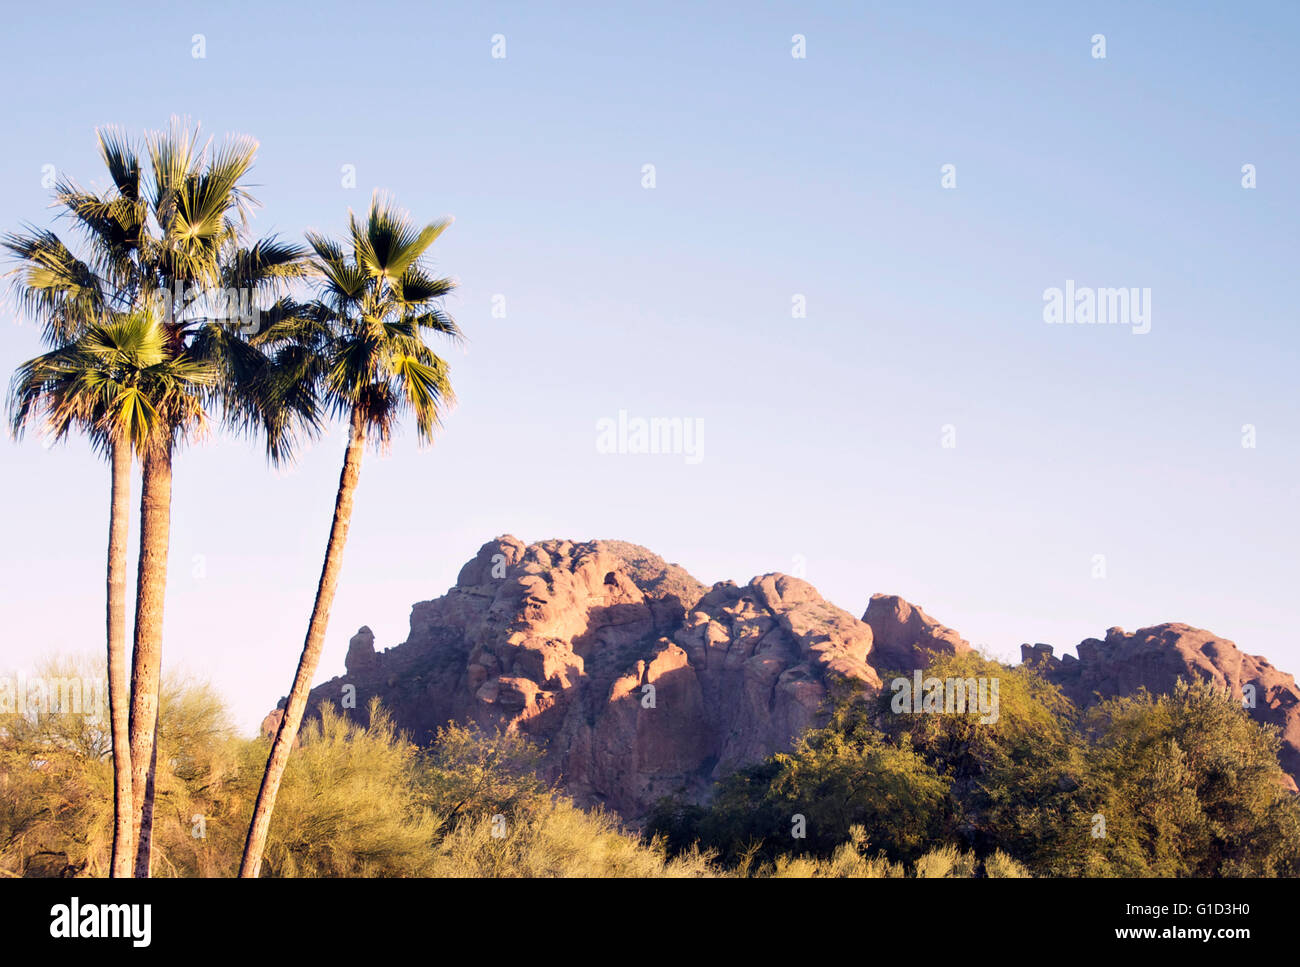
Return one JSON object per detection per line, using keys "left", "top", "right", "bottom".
{"left": 268, "top": 535, "right": 1300, "bottom": 816}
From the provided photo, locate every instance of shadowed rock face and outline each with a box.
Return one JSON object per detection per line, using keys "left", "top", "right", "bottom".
{"left": 270, "top": 536, "right": 1300, "bottom": 817}
{"left": 1022, "top": 625, "right": 1300, "bottom": 791}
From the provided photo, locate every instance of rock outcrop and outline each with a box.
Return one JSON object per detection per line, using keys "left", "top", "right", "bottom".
{"left": 1022, "top": 625, "right": 1300, "bottom": 790}
{"left": 290, "top": 537, "right": 887, "bottom": 819}
{"left": 269, "top": 535, "right": 1300, "bottom": 817}
{"left": 863, "top": 594, "right": 971, "bottom": 672}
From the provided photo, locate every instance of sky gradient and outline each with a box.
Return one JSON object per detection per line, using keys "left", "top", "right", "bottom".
{"left": 1, "top": 1, "right": 1297, "bottom": 733}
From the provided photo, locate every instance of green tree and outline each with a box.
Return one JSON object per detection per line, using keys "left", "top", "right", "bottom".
{"left": 1083, "top": 680, "right": 1300, "bottom": 876}
{"left": 649, "top": 700, "right": 950, "bottom": 867}
{"left": 878, "top": 652, "right": 1094, "bottom": 874}
{"left": 412, "top": 722, "right": 548, "bottom": 835}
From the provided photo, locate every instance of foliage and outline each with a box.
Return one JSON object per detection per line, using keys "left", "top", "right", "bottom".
{"left": 648, "top": 657, "right": 1300, "bottom": 878}
{"left": 649, "top": 705, "right": 948, "bottom": 867}
{"left": 1081, "top": 680, "right": 1300, "bottom": 877}
{"left": 5, "top": 660, "right": 1297, "bottom": 878}
{"left": 0, "top": 675, "right": 705, "bottom": 878}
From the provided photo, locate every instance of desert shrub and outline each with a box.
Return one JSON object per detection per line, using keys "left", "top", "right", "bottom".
{"left": 648, "top": 704, "right": 949, "bottom": 867}
{"left": 412, "top": 721, "right": 548, "bottom": 833}
{"left": 766, "top": 826, "right": 904, "bottom": 878}
{"left": 983, "top": 849, "right": 1030, "bottom": 878}
{"left": 245, "top": 701, "right": 440, "bottom": 877}
{"left": 913, "top": 843, "right": 977, "bottom": 878}
{"left": 1079, "top": 680, "right": 1300, "bottom": 877}
{"left": 0, "top": 656, "right": 113, "bottom": 876}
{"left": 428, "top": 799, "right": 716, "bottom": 877}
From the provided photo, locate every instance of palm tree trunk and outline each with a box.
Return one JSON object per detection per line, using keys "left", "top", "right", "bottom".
{"left": 239, "top": 408, "right": 366, "bottom": 878}
{"left": 129, "top": 442, "right": 173, "bottom": 878}
{"left": 106, "top": 440, "right": 134, "bottom": 878}
{"left": 137, "top": 720, "right": 158, "bottom": 872}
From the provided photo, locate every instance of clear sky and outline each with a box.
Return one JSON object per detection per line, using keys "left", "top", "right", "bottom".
{"left": 1, "top": 1, "right": 1296, "bottom": 734}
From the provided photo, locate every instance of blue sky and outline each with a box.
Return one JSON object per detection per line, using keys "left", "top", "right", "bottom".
{"left": 1, "top": 1, "right": 1297, "bottom": 733}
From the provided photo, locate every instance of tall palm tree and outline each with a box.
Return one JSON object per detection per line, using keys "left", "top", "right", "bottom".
{"left": 239, "top": 193, "right": 461, "bottom": 877}
{"left": 7, "top": 311, "right": 212, "bottom": 877}
{"left": 7, "top": 149, "right": 149, "bottom": 877}
{"left": 127, "top": 126, "right": 309, "bottom": 876}
{"left": 5, "top": 120, "right": 307, "bottom": 875}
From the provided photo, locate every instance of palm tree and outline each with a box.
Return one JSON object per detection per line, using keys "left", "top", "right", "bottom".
{"left": 7, "top": 311, "right": 212, "bottom": 877}
{"left": 5, "top": 120, "right": 307, "bottom": 875}
{"left": 239, "top": 193, "right": 461, "bottom": 877}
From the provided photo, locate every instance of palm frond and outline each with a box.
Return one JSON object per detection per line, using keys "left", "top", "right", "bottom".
{"left": 293, "top": 196, "right": 462, "bottom": 451}
{"left": 394, "top": 265, "right": 457, "bottom": 306}
{"left": 97, "top": 126, "right": 142, "bottom": 202}
{"left": 350, "top": 192, "right": 452, "bottom": 283}
{"left": 2, "top": 227, "right": 108, "bottom": 342}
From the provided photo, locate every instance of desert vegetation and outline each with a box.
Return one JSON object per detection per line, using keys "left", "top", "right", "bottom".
{"left": 647, "top": 653, "right": 1300, "bottom": 877}
{"left": 3, "top": 655, "right": 1297, "bottom": 878}
{"left": 0, "top": 663, "right": 862, "bottom": 878}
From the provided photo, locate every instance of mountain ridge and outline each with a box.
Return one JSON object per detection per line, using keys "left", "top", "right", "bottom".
{"left": 265, "top": 535, "right": 1300, "bottom": 814}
